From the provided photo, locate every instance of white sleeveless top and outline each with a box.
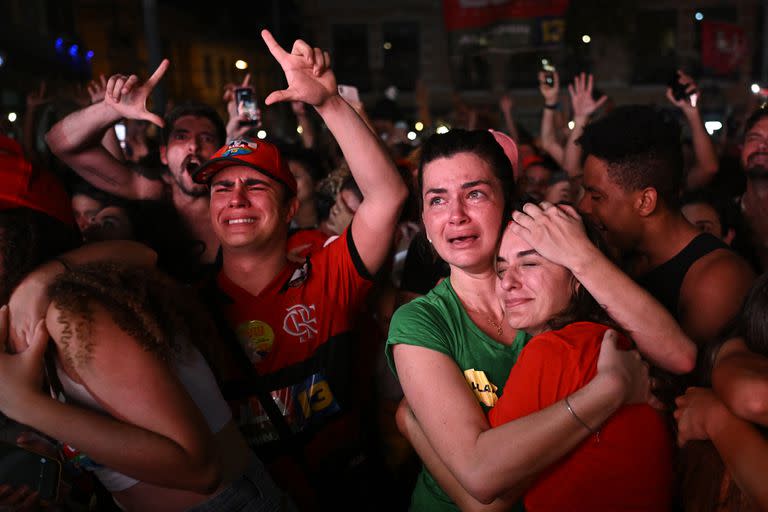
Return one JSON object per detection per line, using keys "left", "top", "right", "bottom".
{"left": 56, "top": 344, "right": 231, "bottom": 492}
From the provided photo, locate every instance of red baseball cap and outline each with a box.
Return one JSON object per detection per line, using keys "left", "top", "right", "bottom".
{"left": 192, "top": 138, "right": 297, "bottom": 195}
{"left": 0, "top": 135, "right": 74, "bottom": 225}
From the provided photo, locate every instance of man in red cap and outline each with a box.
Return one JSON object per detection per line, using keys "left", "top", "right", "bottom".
{"left": 192, "top": 31, "right": 407, "bottom": 509}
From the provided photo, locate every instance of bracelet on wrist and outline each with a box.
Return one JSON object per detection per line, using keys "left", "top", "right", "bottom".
{"left": 544, "top": 102, "right": 560, "bottom": 110}
{"left": 565, "top": 395, "right": 600, "bottom": 441}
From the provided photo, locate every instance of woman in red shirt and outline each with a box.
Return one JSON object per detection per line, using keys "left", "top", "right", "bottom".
{"left": 487, "top": 220, "right": 674, "bottom": 511}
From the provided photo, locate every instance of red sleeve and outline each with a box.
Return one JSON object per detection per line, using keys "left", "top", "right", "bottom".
{"left": 310, "top": 227, "right": 373, "bottom": 333}
{"left": 287, "top": 229, "right": 331, "bottom": 258}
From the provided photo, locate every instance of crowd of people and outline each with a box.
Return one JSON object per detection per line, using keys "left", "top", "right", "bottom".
{"left": 1, "top": 26, "right": 768, "bottom": 512}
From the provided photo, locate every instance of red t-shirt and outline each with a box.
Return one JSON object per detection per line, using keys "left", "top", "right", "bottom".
{"left": 217, "top": 227, "right": 373, "bottom": 447}
{"left": 488, "top": 322, "right": 674, "bottom": 512}
{"left": 287, "top": 228, "right": 332, "bottom": 259}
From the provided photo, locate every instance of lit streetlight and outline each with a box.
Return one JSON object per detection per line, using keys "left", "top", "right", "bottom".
{"left": 415, "top": 121, "right": 424, "bottom": 131}
{"left": 8, "top": 112, "right": 17, "bottom": 123}
{"left": 581, "top": 34, "right": 591, "bottom": 44}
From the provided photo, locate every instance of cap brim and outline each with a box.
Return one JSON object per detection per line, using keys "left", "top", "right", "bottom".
{"left": 192, "top": 156, "right": 294, "bottom": 192}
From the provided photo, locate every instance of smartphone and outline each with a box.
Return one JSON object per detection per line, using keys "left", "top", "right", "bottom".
{"left": 667, "top": 72, "right": 690, "bottom": 102}
{"left": 235, "top": 88, "right": 259, "bottom": 125}
{"left": 541, "top": 58, "right": 555, "bottom": 87}
{"left": 0, "top": 442, "right": 60, "bottom": 502}
{"left": 338, "top": 84, "right": 360, "bottom": 104}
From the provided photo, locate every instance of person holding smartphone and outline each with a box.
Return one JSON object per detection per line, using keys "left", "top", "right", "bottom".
{"left": 665, "top": 70, "right": 720, "bottom": 190}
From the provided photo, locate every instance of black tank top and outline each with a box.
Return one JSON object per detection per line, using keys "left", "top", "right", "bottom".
{"left": 636, "top": 233, "right": 730, "bottom": 319}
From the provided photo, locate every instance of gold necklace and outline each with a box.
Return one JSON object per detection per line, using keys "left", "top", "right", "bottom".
{"left": 485, "top": 315, "right": 504, "bottom": 337}
{"left": 465, "top": 303, "right": 504, "bottom": 336}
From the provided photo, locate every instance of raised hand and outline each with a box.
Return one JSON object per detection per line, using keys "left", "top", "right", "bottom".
{"left": 261, "top": 29, "right": 337, "bottom": 107}
{"left": 87, "top": 74, "right": 108, "bottom": 104}
{"left": 499, "top": 94, "right": 514, "bottom": 114}
{"left": 103, "top": 59, "right": 169, "bottom": 127}
{"left": 568, "top": 72, "right": 606, "bottom": 121}
{"left": 223, "top": 73, "right": 260, "bottom": 140}
{"left": 666, "top": 69, "right": 699, "bottom": 112}
{"left": 25, "top": 81, "right": 48, "bottom": 110}
{"left": 538, "top": 70, "right": 560, "bottom": 105}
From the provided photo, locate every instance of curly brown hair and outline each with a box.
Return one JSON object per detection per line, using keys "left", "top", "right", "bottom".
{"left": 47, "top": 262, "right": 219, "bottom": 363}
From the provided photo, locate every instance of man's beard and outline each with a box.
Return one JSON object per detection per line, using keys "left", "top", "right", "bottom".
{"left": 174, "top": 175, "right": 209, "bottom": 198}
{"left": 746, "top": 165, "right": 768, "bottom": 181}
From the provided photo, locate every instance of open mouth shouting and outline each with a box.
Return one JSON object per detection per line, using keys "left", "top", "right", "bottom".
{"left": 183, "top": 155, "right": 203, "bottom": 175}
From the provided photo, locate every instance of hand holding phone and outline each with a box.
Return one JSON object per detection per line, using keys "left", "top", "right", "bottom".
{"left": 541, "top": 59, "right": 556, "bottom": 87}
{"left": 666, "top": 70, "right": 698, "bottom": 108}
{"left": 338, "top": 84, "right": 360, "bottom": 105}
{"left": 236, "top": 88, "right": 260, "bottom": 125}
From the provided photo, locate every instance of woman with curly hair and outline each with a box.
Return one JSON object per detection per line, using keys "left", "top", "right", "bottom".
{"left": 0, "top": 134, "right": 290, "bottom": 511}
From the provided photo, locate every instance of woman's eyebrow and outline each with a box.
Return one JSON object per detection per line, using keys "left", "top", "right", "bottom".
{"left": 461, "top": 179, "right": 493, "bottom": 189}
{"left": 516, "top": 249, "right": 539, "bottom": 258}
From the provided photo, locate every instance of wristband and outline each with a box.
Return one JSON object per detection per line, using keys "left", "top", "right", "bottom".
{"left": 544, "top": 102, "right": 560, "bottom": 110}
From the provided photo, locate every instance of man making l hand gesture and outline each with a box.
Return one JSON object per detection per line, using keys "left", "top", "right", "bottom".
{"left": 192, "top": 29, "right": 407, "bottom": 509}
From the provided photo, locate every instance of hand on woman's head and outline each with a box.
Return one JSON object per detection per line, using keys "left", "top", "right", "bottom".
{"left": 509, "top": 202, "right": 594, "bottom": 272}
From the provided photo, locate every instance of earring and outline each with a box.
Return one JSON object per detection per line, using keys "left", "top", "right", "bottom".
{"left": 427, "top": 237, "right": 432, "bottom": 244}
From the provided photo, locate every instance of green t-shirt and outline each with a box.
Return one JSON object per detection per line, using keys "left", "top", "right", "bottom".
{"left": 386, "top": 278, "right": 531, "bottom": 512}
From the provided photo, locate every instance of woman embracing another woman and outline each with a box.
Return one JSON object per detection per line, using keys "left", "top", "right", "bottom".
{"left": 387, "top": 129, "right": 696, "bottom": 511}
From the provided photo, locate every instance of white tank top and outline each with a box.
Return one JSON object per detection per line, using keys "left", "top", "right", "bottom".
{"left": 56, "top": 344, "right": 232, "bottom": 492}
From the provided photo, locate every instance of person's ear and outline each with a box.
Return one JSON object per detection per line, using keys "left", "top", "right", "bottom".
{"left": 284, "top": 195, "right": 300, "bottom": 225}
{"left": 635, "top": 188, "right": 658, "bottom": 217}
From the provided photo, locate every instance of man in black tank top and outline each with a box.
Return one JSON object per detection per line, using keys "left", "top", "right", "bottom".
{"left": 576, "top": 105, "right": 754, "bottom": 346}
